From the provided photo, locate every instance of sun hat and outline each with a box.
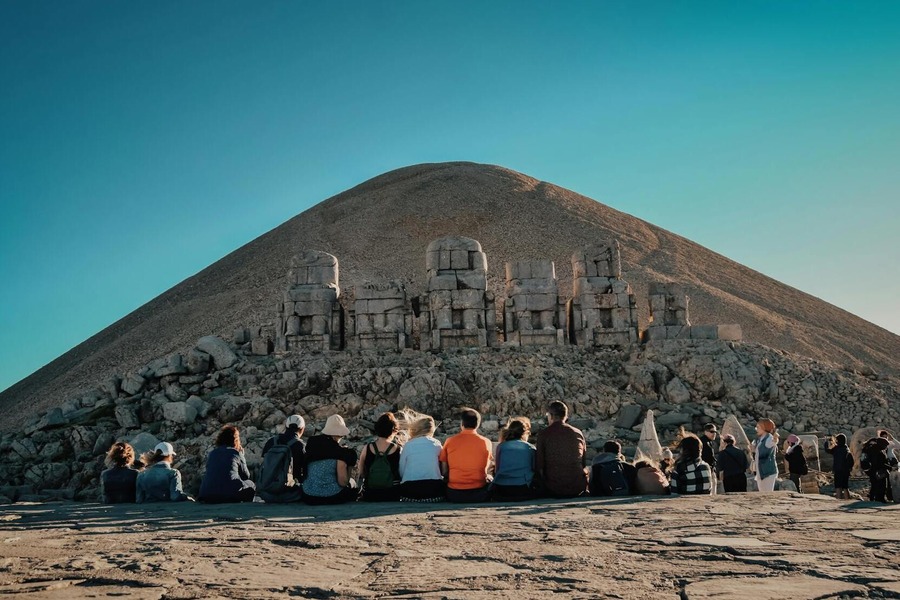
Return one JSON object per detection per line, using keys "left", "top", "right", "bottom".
{"left": 321, "top": 414, "right": 350, "bottom": 437}
{"left": 285, "top": 414, "right": 305, "bottom": 429}
{"left": 154, "top": 442, "right": 176, "bottom": 456}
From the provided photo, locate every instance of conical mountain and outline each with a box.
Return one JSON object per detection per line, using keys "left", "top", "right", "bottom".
{"left": 2, "top": 162, "right": 897, "bottom": 430}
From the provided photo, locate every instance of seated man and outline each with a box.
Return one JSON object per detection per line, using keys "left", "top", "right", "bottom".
{"left": 536, "top": 401, "right": 588, "bottom": 498}
{"left": 440, "top": 407, "right": 493, "bottom": 503}
{"left": 589, "top": 441, "right": 636, "bottom": 496}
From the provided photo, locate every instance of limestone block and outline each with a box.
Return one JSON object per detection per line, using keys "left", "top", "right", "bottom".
{"left": 356, "top": 314, "right": 373, "bottom": 334}
{"left": 530, "top": 260, "right": 555, "bottom": 279}
{"left": 121, "top": 374, "right": 146, "bottom": 396}
{"left": 616, "top": 404, "right": 643, "bottom": 429}
{"left": 289, "top": 266, "right": 308, "bottom": 285}
{"left": 574, "top": 277, "right": 611, "bottom": 296}
{"left": 130, "top": 432, "right": 161, "bottom": 456}
{"left": 250, "top": 337, "right": 273, "bottom": 355}
{"left": 233, "top": 328, "right": 250, "bottom": 344}
{"left": 690, "top": 325, "right": 719, "bottom": 340}
{"left": 471, "top": 251, "right": 488, "bottom": 272}
{"left": 450, "top": 249, "right": 469, "bottom": 269}
{"left": 291, "top": 250, "right": 337, "bottom": 269}
{"left": 307, "top": 265, "right": 337, "bottom": 285}
{"left": 426, "top": 236, "right": 482, "bottom": 253}
{"left": 451, "top": 289, "right": 484, "bottom": 307}
{"left": 163, "top": 402, "right": 197, "bottom": 425}
{"left": 115, "top": 405, "right": 140, "bottom": 428}
{"left": 286, "top": 287, "right": 338, "bottom": 302}
{"left": 286, "top": 315, "right": 301, "bottom": 335}
{"left": 368, "top": 297, "right": 406, "bottom": 313}
{"left": 311, "top": 315, "right": 330, "bottom": 335}
{"left": 644, "top": 326, "right": 669, "bottom": 342}
{"left": 429, "top": 274, "right": 458, "bottom": 291}
{"left": 196, "top": 336, "right": 239, "bottom": 369}
{"left": 156, "top": 353, "right": 186, "bottom": 377}
{"left": 610, "top": 279, "right": 630, "bottom": 294}
{"left": 356, "top": 283, "right": 406, "bottom": 300}
{"left": 506, "top": 261, "right": 531, "bottom": 280}
{"left": 456, "top": 269, "right": 487, "bottom": 290}
{"left": 186, "top": 349, "right": 210, "bottom": 374}
{"left": 165, "top": 384, "right": 189, "bottom": 403}
{"left": 717, "top": 324, "right": 743, "bottom": 341}
{"left": 186, "top": 395, "right": 210, "bottom": 418}
{"left": 507, "top": 279, "right": 557, "bottom": 296}
{"left": 616, "top": 293, "right": 632, "bottom": 308}
{"left": 425, "top": 251, "right": 441, "bottom": 272}
{"left": 525, "top": 293, "right": 556, "bottom": 312}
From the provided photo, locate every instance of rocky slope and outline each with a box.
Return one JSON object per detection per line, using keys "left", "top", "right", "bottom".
{"left": 2, "top": 162, "right": 898, "bottom": 432}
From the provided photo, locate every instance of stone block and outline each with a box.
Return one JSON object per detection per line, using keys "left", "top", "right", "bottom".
{"left": 450, "top": 249, "right": 469, "bottom": 269}
{"left": 425, "top": 251, "right": 441, "bottom": 272}
{"left": 368, "top": 297, "right": 406, "bottom": 313}
{"left": 574, "top": 277, "right": 611, "bottom": 296}
{"left": 163, "top": 401, "right": 197, "bottom": 425}
{"left": 233, "top": 328, "right": 250, "bottom": 344}
{"left": 311, "top": 315, "right": 330, "bottom": 335}
{"left": 429, "top": 274, "right": 458, "bottom": 291}
{"left": 426, "top": 236, "right": 482, "bottom": 253}
{"left": 196, "top": 336, "right": 238, "bottom": 369}
{"left": 186, "top": 349, "right": 210, "bottom": 374}
{"left": 121, "top": 374, "right": 146, "bottom": 396}
{"left": 525, "top": 293, "right": 557, "bottom": 312}
{"left": 164, "top": 384, "right": 188, "bottom": 402}
{"left": 644, "top": 326, "right": 669, "bottom": 341}
{"left": 451, "top": 289, "right": 484, "bottom": 307}
{"left": 115, "top": 405, "right": 140, "bottom": 428}
{"left": 470, "top": 251, "right": 487, "bottom": 272}
{"left": 286, "top": 286, "right": 338, "bottom": 302}
{"left": 456, "top": 269, "right": 487, "bottom": 290}
{"left": 286, "top": 315, "right": 301, "bottom": 335}
{"left": 307, "top": 265, "right": 338, "bottom": 285}
{"left": 530, "top": 260, "right": 554, "bottom": 279}
{"left": 156, "top": 353, "right": 186, "bottom": 377}
{"left": 717, "top": 324, "right": 743, "bottom": 341}
{"left": 610, "top": 279, "right": 630, "bottom": 294}
{"left": 690, "top": 325, "right": 719, "bottom": 340}
{"left": 506, "top": 261, "right": 531, "bottom": 280}
{"left": 439, "top": 250, "right": 452, "bottom": 270}
{"left": 655, "top": 412, "right": 693, "bottom": 428}
{"left": 507, "top": 279, "right": 557, "bottom": 296}
{"left": 250, "top": 337, "right": 273, "bottom": 355}
{"left": 615, "top": 404, "right": 643, "bottom": 429}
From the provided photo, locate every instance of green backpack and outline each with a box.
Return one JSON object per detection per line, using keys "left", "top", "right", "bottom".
{"left": 366, "top": 443, "right": 397, "bottom": 490}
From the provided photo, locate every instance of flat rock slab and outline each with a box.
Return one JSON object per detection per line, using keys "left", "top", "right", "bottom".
{"left": 682, "top": 536, "right": 775, "bottom": 548}
{"left": 850, "top": 528, "right": 900, "bottom": 541}
{"left": 0, "top": 579, "right": 165, "bottom": 599}
{"left": 684, "top": 575, "right": 866, "bottom": 599}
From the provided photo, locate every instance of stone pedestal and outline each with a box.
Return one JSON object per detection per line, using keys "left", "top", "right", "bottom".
{"left": 275, "top": 251, "right": 344, "bottom": 353}
{"left": 644, "top": 281, "right": 742, "bottom": 342}
{"left": 503, "top": 260, "right": 566, "bottom": 346}
{"left": 349, "top": 281, "right": 413, "bottom": 350}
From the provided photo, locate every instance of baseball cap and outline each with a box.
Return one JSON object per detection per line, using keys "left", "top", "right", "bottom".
{"left": 154, "top": 442, "right": 176, "bottom": 456}
{"left": 285, "top": 414, "right": 305, "bottom": 429}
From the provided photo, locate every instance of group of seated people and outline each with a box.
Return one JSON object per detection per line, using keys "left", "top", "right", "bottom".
{"left": 101, "top": 400, "right": 779, "bottom": 505}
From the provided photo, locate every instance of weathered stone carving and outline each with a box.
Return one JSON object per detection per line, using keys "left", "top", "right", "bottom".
{"left": 275, "top": 251, "right": 343, "bottom": 352}
{"left": 348, "top": 280, "right": 413, "bottom": 350}
{"left": 567, "top": 241, "right": 639, "bottom": 346}
{"left": 418, "top": 236, "right": 497, "bottom": 350}
{"left": 503, "top": 260, "right": 565, "bottom": 346}
{"left": 644, "top": 282, "right": 742, "bottom": 342}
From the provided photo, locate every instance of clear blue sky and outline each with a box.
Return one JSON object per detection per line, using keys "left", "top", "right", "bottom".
{"left": 2, "top": 1, "right": 899, "bottom": 393}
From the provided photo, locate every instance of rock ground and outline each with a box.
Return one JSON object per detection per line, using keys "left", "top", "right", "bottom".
{"left": 0, "top": 494, "right": 897, "bottom": 599}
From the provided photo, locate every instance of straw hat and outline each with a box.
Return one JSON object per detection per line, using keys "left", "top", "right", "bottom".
{"left": 321, "top": 414, "right": 350, "bottom": 437}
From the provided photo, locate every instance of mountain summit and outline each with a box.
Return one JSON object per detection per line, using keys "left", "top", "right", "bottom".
{"left": 2, "top": 162, "right": 897, "bottom": 429}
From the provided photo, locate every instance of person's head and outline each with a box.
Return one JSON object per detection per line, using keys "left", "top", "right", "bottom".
{"left": 722, "top": 434, "right": 736, "bottom": 446}
{"left": 459, "top": 407, "right": 481, "bottom": 431}
{"left": 602, "top": 440, "right": 622, "bottom": 456}
{"left": 146, "top": 441, "right": 177, "bottom": 465}
{"left": 878, "top": 430, "right": 893, "bottom": 440}
{"left": 703, "top": 423, "right": 717, "bottom": 440}
{"left": 215, "top": 425, "right": 242, "bottom": 452}
{"left": 547, "top": 401, "right": 568, "bottom": 423}
{"left": 285, "top": 414, "right": 305, "bottom": 436}
{"left": 787, "top": 434, "right": 801, "bottom": 446}
{"left": 105, "top": 442, "right": 135, "bottom": 469}
{"left": 409, "top": 415, "right": 436, "bottom": 439}
{"left": 374, "top": 412, "right": 400, "bottom": 439}
{"left": 835, "top": 433, "right": 847, "bottom": 446}
{"left": 503, "top": 417, "right": 531, "bottom": 442}
{"left": 634, "top": 460, "right": 652, "bottom": 470}
{"left": 321, "top": 414, "right": 351, "bottom": 440}
{"left": 678, "top": 434, "right": 702, "bottom": 462}
{"left": 756, "top": 418, "right": 776, "bottom": 437}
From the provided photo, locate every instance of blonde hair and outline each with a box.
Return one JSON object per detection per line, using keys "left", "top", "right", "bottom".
{"left": 397, "top": 408, "right": 436, "bottom": 440}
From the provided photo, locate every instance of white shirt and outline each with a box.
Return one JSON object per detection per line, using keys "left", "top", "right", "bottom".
{"left": 399, "top": 436, "right": 443, "bottom": 482}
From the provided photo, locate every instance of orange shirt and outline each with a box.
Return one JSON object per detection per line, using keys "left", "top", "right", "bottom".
{"left": 439, "top": 429, "right": 492, "bottom": 490}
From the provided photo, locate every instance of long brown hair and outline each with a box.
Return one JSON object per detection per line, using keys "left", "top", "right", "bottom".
{"left": 215, "top": 425, "right": 243, "bottom": 452}
{"left": 105, "top": 442, "right": 135, "bottom": 468}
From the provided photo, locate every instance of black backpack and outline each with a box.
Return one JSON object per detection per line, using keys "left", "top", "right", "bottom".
{"left": 258, "top": 436, "right": 297, "bottom": 494}
{"left": 591, "top": 460, "right": 629, "bottom": 496}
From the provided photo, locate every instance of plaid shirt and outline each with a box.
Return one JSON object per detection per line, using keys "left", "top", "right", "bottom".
{"left": 673, "top": 459, "right": 712, "bottom": 495}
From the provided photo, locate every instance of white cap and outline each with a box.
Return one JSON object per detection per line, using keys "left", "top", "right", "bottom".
{"left": 285, "top": 414, "right": 305, "bottom": 429}
{"left": 154, "top": 442, "right": 176, "bottom": 456}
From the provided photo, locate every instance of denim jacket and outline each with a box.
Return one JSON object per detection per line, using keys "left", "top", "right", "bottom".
{"left": 754, "top": 434, "right": 778, "bottom": 480}
{"left": 136, "top": 462, "right": 190, "bottom": 503}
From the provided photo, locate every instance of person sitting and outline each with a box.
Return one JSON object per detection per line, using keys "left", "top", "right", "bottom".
{"left": 716, "top": 434, "right": 750, "bottom": 493}
{"left": 824, "top": 433, "right": 853, "bottom": 500}
{"left": 199, "top": 425, "right": 256, "bottom": 503}
{"left": 302, "top": 414, "right": 359, "bottom": 505}
{"left": 491, "top": 417, "right": 537, "bottom": 501}
{"left": 784, "top": 434, "right": 809, "bottom": 492}
{"left": 358, "top": 413, "right": 403, "bottom": 502}
{"left": 535, "top": 400, "right": 588, "bottom": 498}
{"left": 136, "top": 442, "right": 192, "bottom": 503}
{"left": 671, "top": 434, "right": 713, "bottom": 495}
{"left": 398, "top": 413, "right": 445, "bottom": 502}
{"left": 633, "top": 459, "right": 670, "bottom": 495}
{"left": 100, "top": 442, "right": 138, "bottom": 503}
{"left": 257, "top": 414, "right": 307, "bottom": 503}
{"left": 439, "top": 407, "right": 493, "bottom": 503}
{"left": 589, "top": 441, "right": 635, "bottom": 496}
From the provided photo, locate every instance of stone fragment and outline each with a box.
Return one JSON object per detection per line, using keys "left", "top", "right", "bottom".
{"left": 93, "top": 431, "right": 115, "bottom": 456}
{"left": 164, "top": 384, "right": 189, "bottom": 402}
{"left": 121, "top": 374, "right": 146, "bottom": 396}
{"left": 24, "top": 463, "right": 70, "bottom": 489}
{"left": 615, "top": 404, "right": 643, "bottom": 429}
{"left": 196, "top": 336, "right": 239, "bottom": 369}
{"left": 655, "top": 412, "right": 692, "bottom": 428}
{"left": 11, "top": 439, "right": 37, "bottom": 460}
{"left": 162, "top": 402, "right": 198, "bottom": 425}
{"left": 156, "top": 353, "right": 187, "bottom": 377}
{"left": 129, "top": 432, "right": 161, "bottom": 456}
{"left": 186, "top": 349, "right": 211, "bottom": 374}
{"left": 37, "top": 408, "right": 67, "bottom": 430}
{"left": 115, "top": 405, "right": 140, "bottom": 429}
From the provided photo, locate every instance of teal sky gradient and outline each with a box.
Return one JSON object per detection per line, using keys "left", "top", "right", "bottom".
{"left": 2, "top": 2, "right": 899, "bottom": 393}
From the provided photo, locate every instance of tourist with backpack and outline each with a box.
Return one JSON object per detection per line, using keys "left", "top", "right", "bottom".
{"left": 302, "top": 414, "right": 359, "bottom": 505}
{"left": 671, "top": 434, "right": 713, "bottom": 495}
{"left": 257, "top": 414, "right": 307, "bottom": 503}
{"left": 357, "top": 413, "right": 403, "bottom": 502}
{"left": 784, "top": 434, "right": 809, "bottom": 492}
{"left": 860, "top": 437, "right": 890, "bottom": 503}
{"left": 491, "top": 417, "right": 537, "bottom": 501}
{"left": 716, "top": 434, "right": 750, "bottom": 493}
{"left": 589, "top": 441, "right": 635, "bottom": 497}
{"left": 824, "top": 433, "right": 853, "bottom": 500}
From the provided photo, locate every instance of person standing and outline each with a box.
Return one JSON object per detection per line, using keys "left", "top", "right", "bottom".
{"left": 716, "top": 434, "right": 750, "bottom": 493}
{"left": 860, "top": 437, "right": 891, "bottom": 503}
{"left": 535, "top": 401, "right": 588, "bottom": 498}
{"left": 439, "top": 407, "right": 493, "bottom": 503}
{"left": 784, "top": 434, "right": 809, "bottom": 492}
{"left": 752, "top": 419, "right": 779, "bottom": 492}
{"left": 824, "top": 433, "right": 853, "bottom": 500}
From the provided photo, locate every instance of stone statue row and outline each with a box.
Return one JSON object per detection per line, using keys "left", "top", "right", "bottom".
{"left": 273, "top": 236, "right": 742, "bottom": 353}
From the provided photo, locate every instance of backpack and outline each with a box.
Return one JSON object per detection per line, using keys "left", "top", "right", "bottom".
{"left": 258, "top": 436, "right": 297, "bottom": 494}
{"left": 592, "top": 460, "right": 629, "bottom": 496}
{"left": 365, "top": 443, "right": 397, "bottom": 490}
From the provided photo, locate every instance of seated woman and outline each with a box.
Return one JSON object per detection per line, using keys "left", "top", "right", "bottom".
{"left": 100, "top": 442, "right": 139, "bottom": 503}
{"left": 136, "top": 442, "right": 192, "bottom": 502}
{"left": 302, "top": 414, "right": 359, "bottom": 505}
{"left": 491, "top": 417, "right": 537, "bottom": 501}
{"left": 398, "top": 413, "right": 445, "bottom": 502}
{"left": 633, "top": 459, "right": 671, "bottom": 495}
{"left": 671, "top": 435, "right": 713, "bottom": 495}
{"left": 199, "top": 425, "right": 256, "bottom": 503}
{"left": 358, "top": 413, "right": 403, "bottom": 502}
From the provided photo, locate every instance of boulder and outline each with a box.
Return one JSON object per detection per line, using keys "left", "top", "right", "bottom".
{"left": 615, "top": 404, "right": 642, "bottom": 429}
{"left": 164, "top": 385, "right": 189, "bottom": 403}
{"left": 37, "top": 408, "right": 68, "bottom": 430}
{"left": 656, "top": 412, "right": 692, "bottom": 428}
{"left": 162, "top": 402, "right": 198, "bottom": 425}
{"left": 115, "top": 405, "right": 140, "bottom": 429}
{"left": 156, "top": 353, "right": 187, "bottom": 377}
{"left": 24, "top": 463, "right": 70, "bottom": 489}
{"left": 130, "top": 432, "right": 161, "bottom": 457}
{"left": 196, "top": 336, "right": 238, "bottom": 369}
{"left": 92, "top": 431, "right": 115, "bottom": 456}
{"left": 186, "top": 395, "right": 210, "bottom": 418}
{"left": 121, "top": 374, "right": 147, "bottom": 396}
{"left": 186, "top": 349, "right": 211, "bottom": 374}
{"left": 11, "top": 439, "right": 37, "bottom": 460}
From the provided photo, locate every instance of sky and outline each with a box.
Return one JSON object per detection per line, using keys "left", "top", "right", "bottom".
{"left": 1, "top": 1, "right": 899, "bottom": 393}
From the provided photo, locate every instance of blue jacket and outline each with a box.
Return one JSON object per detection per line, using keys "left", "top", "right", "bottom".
{"left": 493, "top": 440, "right": 536, "bottom": 487}
{"left": 136, "top": 462, "right": 190, "bottom": 503}
{"left": 199, "top": 446, "right": 255, "bottom": 501}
